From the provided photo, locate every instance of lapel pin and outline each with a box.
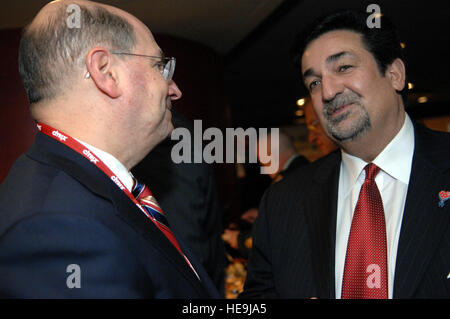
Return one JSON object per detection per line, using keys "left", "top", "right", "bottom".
{"left": 438, "top": 191, "right": 449, "bottom": 208}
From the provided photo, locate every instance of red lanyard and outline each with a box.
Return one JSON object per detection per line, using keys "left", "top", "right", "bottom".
{"left": 37, "top": 123, "right": 200, "bottom": 280}
{"left": 37, "top": 122, "right": 150, "bottom": 218}
{"left": 37, "top": 122, "right": 200, "bottom": 279}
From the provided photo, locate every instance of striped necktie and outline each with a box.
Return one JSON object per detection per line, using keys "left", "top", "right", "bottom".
{"left": 132, "top": 179, "right": 199, "bottom": 278}
{"left": 132, "top": 179, "right": 184, "bottom": 255}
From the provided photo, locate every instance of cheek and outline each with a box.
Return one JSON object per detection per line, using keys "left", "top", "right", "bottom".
{"left": 347, "top": 66, "right": 388, "bottom": 100}
{"left": 145, "top": 75, "right": 168, "bottom": 105}
{"left": 355, "top": 74, "right": 389, "bottom": 115}
{"left": 344, "top": 71, "right": 367, "bottom": 95}
{"left": 311, "top": 99, "right": 325, "bottom": 120}
{"left": 128, "top": 67, "right": 168, "bottom": 115}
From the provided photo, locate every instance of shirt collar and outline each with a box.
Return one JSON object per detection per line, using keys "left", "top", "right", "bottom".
{"left": 341, "top": 113, "right": 414, "bottom": 192}
{"left": 372, "top": 114, "right": 414, "bottom": 184}
{"left": 341, "top": 151, "right": 366, "bottom": 196}
{"left": 75, "top": 139, "right": 134, "bottom": 192}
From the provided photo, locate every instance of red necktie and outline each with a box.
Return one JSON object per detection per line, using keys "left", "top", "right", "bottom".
{"left": 132, "top": 180, "right": 199, "bottom": 278}
{"left": 342, "top": 163, "right": 388, "bottom": 299}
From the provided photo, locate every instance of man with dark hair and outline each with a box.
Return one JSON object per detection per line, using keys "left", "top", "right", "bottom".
{"left": 0, "top": 0, "right": 219, "bottom": 298}
{"left": 241, "top": 10, "right": 449, "bottom": 299}
{"left": 292, "top": 10, "right": 409, "bottom": 105}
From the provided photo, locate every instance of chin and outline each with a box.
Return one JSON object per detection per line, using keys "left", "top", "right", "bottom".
{"left": 161, "top": 121, "right": 174, "bottom": 140}
{"left": 166, "top": 124, "right": 174, "bottom": 138}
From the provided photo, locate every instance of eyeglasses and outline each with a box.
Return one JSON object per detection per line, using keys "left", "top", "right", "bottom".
{"left": 111, "top": 52, "right": 176, "bottom": 81}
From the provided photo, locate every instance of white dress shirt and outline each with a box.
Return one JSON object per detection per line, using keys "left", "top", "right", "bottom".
{"left": 76, "top": 139, "right": 134, "bottom": 192}
{"left": 335, "top": 114, "right": 415, "bottom": 299}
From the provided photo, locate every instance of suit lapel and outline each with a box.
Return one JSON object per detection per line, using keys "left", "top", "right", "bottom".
{"left": 29, "top": 133, "right": 210, "bottom": 297}
{"left": 110, "top": 185, "right": 210, "bottom": 296}
{"left": 393, "top": 125, "right": 450, "bottom": 298}
{"left": 304, "top": 151, "right": 341, "bottom": 298}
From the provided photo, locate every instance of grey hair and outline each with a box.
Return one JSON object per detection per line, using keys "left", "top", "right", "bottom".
{"left": 18, "top": 4, "right": 136, "bottom": 104}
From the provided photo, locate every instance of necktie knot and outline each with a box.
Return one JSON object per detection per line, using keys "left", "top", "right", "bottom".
{"left": 364, "top": 163, "right": 380, "bottom": 181}
{"left": 132, "top": 178, "right": 145, "bottom": 198}
{"left": 132, "top": 178, "right": 165, "bottom": 217}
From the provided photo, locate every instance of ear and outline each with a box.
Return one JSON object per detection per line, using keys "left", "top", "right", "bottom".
{"left": 85, "top": 47, "right": 122, "bottom": 98}
{"left": 386, "top": 58, "right": 406, "bottom": 91}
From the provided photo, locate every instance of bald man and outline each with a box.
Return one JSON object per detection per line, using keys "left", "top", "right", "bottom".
{"left": 0, "top": 0, "right": 219, "bottom": 298}
{"left": 257, "top": 131, "right": 309, "bottom": 183}
{"left": 222, "top": 132, "right": 309, "bottom": 257}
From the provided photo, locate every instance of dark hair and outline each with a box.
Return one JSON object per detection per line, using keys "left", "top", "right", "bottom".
{"left": 18, "top": 4, "right": 136, "bottom": 104}
{"left": 291, "top": 10, "right": 408, "bottom": 102}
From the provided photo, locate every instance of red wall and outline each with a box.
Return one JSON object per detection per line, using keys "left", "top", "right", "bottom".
{"left": 0, "top": 29, "right": 37, "bottom": 183}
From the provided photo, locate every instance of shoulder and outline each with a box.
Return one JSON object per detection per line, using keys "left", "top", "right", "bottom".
{"left": 270, "top": 150, "right": 340, "bottom": 194}
{"left": 258, "top": 150, "right": 340, "bottom": 218}
{"left": 413, "top": 122, "right": 450, "bottom": 171}
{"left": 414, "top": 122, "right": 450, "bottom": 146}
{"left": 0, "top": 153, "right": 115, "bottom": 235}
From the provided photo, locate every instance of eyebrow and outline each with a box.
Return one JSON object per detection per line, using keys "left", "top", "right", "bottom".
{"left": 326, "top": 51, "right": 354, "bottom": 63}
{"left": 302, "top": 51, "right": 356, "bottom": 79}
{"left": 302, "top": 68, "right": 317, "bottom": 79}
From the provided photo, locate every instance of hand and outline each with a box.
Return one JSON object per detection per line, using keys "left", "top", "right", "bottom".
{"left": 240, "top": 208, "right": 258, "bottom": 224}
{"left": 222, "top": 229, "right": 240, "bottom": 249}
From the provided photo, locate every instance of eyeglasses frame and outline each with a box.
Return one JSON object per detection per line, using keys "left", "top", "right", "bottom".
{"left": 111, "top": 52, "right": 176, "bottom": 82}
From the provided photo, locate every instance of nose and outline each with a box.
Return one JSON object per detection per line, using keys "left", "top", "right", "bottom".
{"left": 321, "top": 74, "right": 343, "bottom": 103}
{"left": 168, "top": 80, "right": 182, "bottom": 101}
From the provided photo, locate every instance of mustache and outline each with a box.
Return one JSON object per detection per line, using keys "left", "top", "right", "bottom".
{"left": 323, "top": 91, "right": 361, "bottom": 117}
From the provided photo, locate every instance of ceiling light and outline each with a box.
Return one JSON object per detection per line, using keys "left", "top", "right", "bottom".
{"left": 296, "top": 98, "right": 305, "bottom": 106}
{"left": 408, "top": 82, "right": 414, "bottom": 90}
{"left": 295, "top": 109, "right": 304, "bottom": 117}
{"left": 417, "top": 96, "right": 428, "bottom": 103}
{"left": 400, "top": 42, "right": 406, "bottom": 49}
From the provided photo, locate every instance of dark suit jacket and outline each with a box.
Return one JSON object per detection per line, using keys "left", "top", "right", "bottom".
{"left": 283, "top": 154, "right": 310, "bottom": 176}
{"left": 240, "top": 123, "right": 449, "bottom": 298}
{"left": 132, "top": 134, "right": 227, "bottom": 295}
{"left": 234, "top": 154, "right": 310, "bottom": 258}
{"left": 0, "top": 133, "right": 220, "bottom": 298}
{"left": 272, "top": 154, "right": 310, "bottom": 183}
